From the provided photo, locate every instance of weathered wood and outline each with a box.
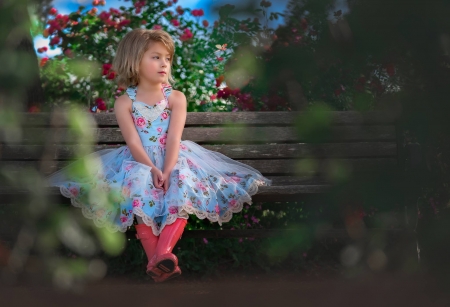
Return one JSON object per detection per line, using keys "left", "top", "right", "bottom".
{"left": 19, "top": 111, "right": 399, "bottom": 127}
{"left": 1, "top": 142, "right": 397, "bottom": 160}
{"left": 0, "top": 184, "right": 332, "bottom": 196}
{"left": 0, "top": 158, "right": 399, "bottom": 177}
{"left": 3, "top": 125, "right": 396, "bottom": 144}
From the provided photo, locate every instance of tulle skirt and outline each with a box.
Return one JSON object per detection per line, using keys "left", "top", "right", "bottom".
{"left": 46, "top": 140, "right": 272, "bottom": 235}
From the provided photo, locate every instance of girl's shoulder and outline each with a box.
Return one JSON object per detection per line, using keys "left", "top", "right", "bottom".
{"left": 114, "top": 93, "right": 133, "bottom": 112}
{"left": 167, "top": 89, "right": 187, "bottom": 109}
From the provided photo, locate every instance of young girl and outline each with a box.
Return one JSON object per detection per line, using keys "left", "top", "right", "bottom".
{"left": 46, "top": 28, "right": 272, "bottom": 282}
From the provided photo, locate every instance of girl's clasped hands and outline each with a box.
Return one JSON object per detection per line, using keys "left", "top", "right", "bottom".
{"left": 151, "top": 167, "right": 170, "bottom": 195}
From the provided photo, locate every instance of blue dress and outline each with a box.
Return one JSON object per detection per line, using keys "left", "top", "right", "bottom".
{"left": 46, "top": 84, "right": 272, "bottom": 235}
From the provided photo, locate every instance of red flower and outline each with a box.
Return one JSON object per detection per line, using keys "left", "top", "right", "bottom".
{"left": 118, "top": 19, "right": 131, "bottom": 27}
{"left": 176, "top": 6, "right": 184, "bottom": 15}
{"left": 153, "top": 25, "right": 162, "bottom": 30}
{"left": 217, "top": 87, "right": 232, "bottom": 99}
{"left": 49, "top": 36, "right": 61, "bottom": 46}
{"left": 49, "top": 8, "right": 57, "bottom": 15}
{"left": 192, "top": 9, "right": 204, "bottom": 17}
{"left": 92, "top": 0, "right": 99, "bottom": 6}
{"left": 99, "top": 11, "right": 111, "bottom": 21}
{"left": 180, "top": 28, "right": 193, "bottom": 41}
{"left": 39, "top": 57, "right": 49, "bottom": 67}
{"left": 95, "top": 98, "right": 107, "bottom": 110}
{"left": 171, "top": 19, "right": 180, "bottom": 26}
{"left": 167, "top": 1, "right": 172, "bottom": 6}
{"left": 202, "top": 20, "right": 209, "bottom": 27}
{"left": 89, "top": 7, "right": 98, "bottom": 15}
{"left": 260, "top": 0, "right": 272, "bottom": 7}
{"left": 216, "top": 56, "right": 223, "bottom": 61}
{"left": 141, "top": 20, "right": 147, "bottom": 25}
{"left": 107, "top": 71, "right": 116, "bottom": 80}
{"left": 173, "top": 0, "right": 178, "bottom": 3}
{"left": 109, "top": 8, "right": 121, "bottom": 15}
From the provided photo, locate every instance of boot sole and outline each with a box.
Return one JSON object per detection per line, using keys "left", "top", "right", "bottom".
{"left": 156, "top": 259, "right": 176, "bottom": 273}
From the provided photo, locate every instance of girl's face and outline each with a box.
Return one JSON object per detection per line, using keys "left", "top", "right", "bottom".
{"left": 139, "top": 41, "right": 172, "bottom": 84}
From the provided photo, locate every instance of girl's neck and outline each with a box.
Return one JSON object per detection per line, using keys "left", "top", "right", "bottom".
{"left": 137, "top": 81, "right": 162, "bottom": 94}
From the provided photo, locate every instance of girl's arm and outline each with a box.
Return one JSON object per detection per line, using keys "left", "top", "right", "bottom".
{"left": 114, "top": 95, "right": 156, "bottom": 169}
{"left": 162, "top": 90, "right": 187, "bottom": 176}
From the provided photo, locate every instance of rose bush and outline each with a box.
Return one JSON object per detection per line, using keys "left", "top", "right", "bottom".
{"left": 38, "top": 0, "right": 285, "bottom": 112}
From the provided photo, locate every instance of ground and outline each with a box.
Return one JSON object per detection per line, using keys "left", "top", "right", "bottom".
{"left": 1, "top": 270, "right": 450, "bottom": 307}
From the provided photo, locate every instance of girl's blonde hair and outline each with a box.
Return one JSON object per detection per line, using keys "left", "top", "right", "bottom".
{"left": 113, "top": 28, "right": 175, "bottom": 87}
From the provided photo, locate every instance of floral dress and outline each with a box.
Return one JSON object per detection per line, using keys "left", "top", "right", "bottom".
{"left": 46, "top": 84, "right": 272, "bottom": 235}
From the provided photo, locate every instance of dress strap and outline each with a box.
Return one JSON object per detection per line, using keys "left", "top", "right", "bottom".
{"left": 161, "top": 83, "right": 172, "bottom": 107}
{"left": 126, "top": 86, "right": 137, "bottom": 102}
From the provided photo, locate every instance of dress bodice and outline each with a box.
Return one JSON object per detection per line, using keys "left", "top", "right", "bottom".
{"left": 127, "top": 84, "right": 173, "bottom": 148}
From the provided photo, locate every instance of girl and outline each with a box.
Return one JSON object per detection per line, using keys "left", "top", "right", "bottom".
{"left": 46, "top": 28, "right": 272, "bottom": 282}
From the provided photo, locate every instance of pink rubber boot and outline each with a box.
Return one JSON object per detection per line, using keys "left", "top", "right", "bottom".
{"left": 135, "top": 223, "right": 160, "bottom": 276}
{"left": 147, "top": 218, "right": 187, "bottom": 277}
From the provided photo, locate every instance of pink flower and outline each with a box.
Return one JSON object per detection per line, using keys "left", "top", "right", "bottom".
{"left": 157, "top": 127, "right": 163, "bottom": 133}
{"left": 49, "top": 7, "right": 57, "bottom": 15}
{"left": 161, "top": 112, "right": 168, "bottom": 119}
{"left": 180, "top": 143, "right": 187, "bottom": 150}
{"left": 169, "top": 206, "right": 178, "bottom": 214}
{"left": 144, "top": 189, "right": 150, "bottom": 195}
{"left": 151, "top": 190, "right": 159, "bottom": 199}
{"left": 132, "top": 199, "right": 141, "bottom": 208}
{"left": 135, "top": 116, "right": 146, "bottom": 128}
{"left": 178, "top": 174, "right": 185, "bottom": 180}
{"left": 159, "top": 134, "right": 167, "bottom": 147}
{"left": 69, "top": 186, "right": 79, "bottom": 197}
{"left": 231, "top": 176, "right": 241, "bottom": 182}
{"left": 215, "top": 204, "right": 220, "bottom": 214}
{"left": 50, "top": 36, "right": 61, "bottom": 46}
{"left": 203, "top": 238, "right": 208, "bottom": 244}
{"left": 228, "top": 199, "right": 237, "bottom": 207}
{"left": 210, "top": 94, "right": 217, "bottom": 100}
{"left": 171, "top": 19, "right": 180, "bottom": 27}
{"left": 202, "top": 20, "right": 209, "bottom": 27}
{"left": 120, "top": 216, "right": 128, "bottom": 223}
{"left": 95, "top": 97, "right": 107, "bottom": 111}
{"left": 197, "top": 200, "right": 201, "bottom": 205}
{"left": 125, "top": 163, "right": 133, "bottom": 171}
{"left": 153, "top": 24, "right": 162, "bottom": 30}
{"left": 186, "top": 200, "right": 193, "bottom": 206}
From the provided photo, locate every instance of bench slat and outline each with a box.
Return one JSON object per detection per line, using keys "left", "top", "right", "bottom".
{"left": 19, "top": 111, "right": 399, "bottom": 126}
{"left": 1, "top": 158, "right": 399, "bottom": 177}
{"left": 1, "top": 142, "right": 397, "bottom": 160}
{"left": 2, "top": 126, "right": 396, "bottom": 144}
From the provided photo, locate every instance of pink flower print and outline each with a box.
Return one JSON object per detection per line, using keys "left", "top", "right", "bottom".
{"left": 231, "top": 176, "right": 241, "bottom": 182}
{"left": 159, "top": 134, "right": 167, "bottom": 148}
{"left": 151, "top": 190, "right": 160, "bottom": 199}
{"left": 186, "top": 200, "right": 193, "bottom": 206}
{"left": 180, "top": 143, "right": 187, "bottom": 151}
{"left": 161, "top": 112, "right": 168, "bottom": 120}
{"left": 127, "top": 180, "right": 132, "bottom": 187}
{"left": 132, "top": 199, "right": 141, "bottom": 208}
{"left": 135, "top": 116, "right": 146, "bottom": 128}
{"left": 157, "top": 127, "right": 163, "bottom": 133}
{"left": 196, "top": 181, "right": 206, "bottom": 191}
{"left": 228, "top": 199, "right": 237, "bottom": 208}
{"left": 69, "top": 186, "right": 79, "bottom": 197}
{"left": 197, "top": 200, "right": 202, "bottom": 206}
{"left": 122, "top": 186, "right": 131, "bottom": 197}
{"left": 178, "top": 174, "right": 185, "bottom": 180}
{"left": 120, "top": 216, "right": 128, "bottom": 223}
{"left": 125, "top": 163, "right": 133, "bottom": 171}
{"left": 215, "top": 204, "right": 220, "bottom": 214}
{"left": 144, "top": 189, "right": 150, "bottom": 196}
{"left": 169, "top": 206, "right": 178, "bottom": 214}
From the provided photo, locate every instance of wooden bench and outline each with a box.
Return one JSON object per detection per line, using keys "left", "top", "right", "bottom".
{"left": 0, "top": 110, "right": 419, "bottom": 242}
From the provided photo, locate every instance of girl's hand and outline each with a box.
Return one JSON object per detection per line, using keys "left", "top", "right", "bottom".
{"left": 151, "top": 167, "right": 164, "bottom": 190}
{"left": 162, "top": 171, "right": 171, "bottom": 195}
